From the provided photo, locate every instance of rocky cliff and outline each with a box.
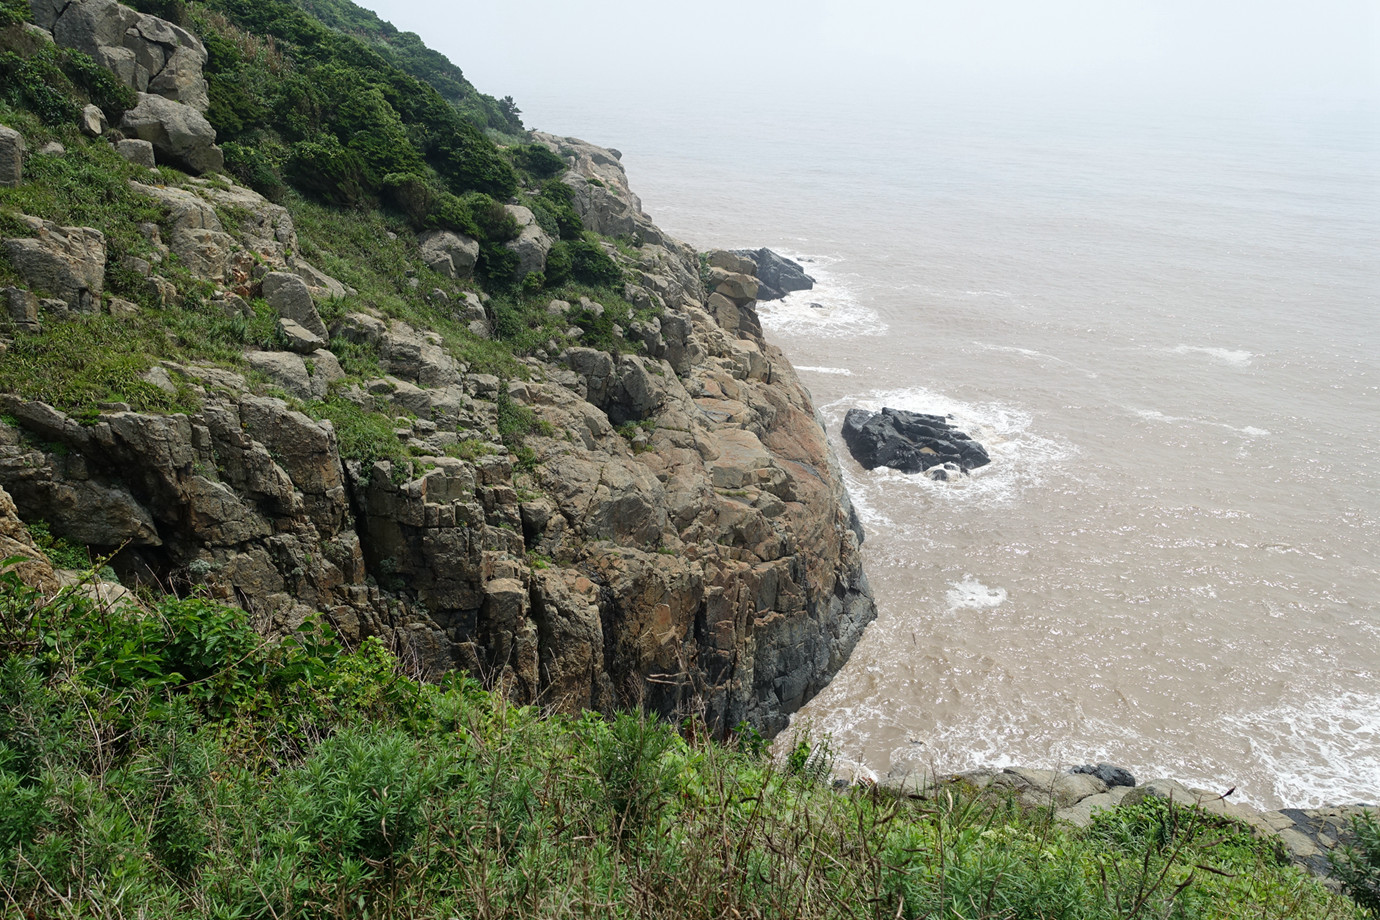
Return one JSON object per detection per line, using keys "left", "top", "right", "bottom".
{"left": 0, "top": 0, "right": 875, "bottom": 735}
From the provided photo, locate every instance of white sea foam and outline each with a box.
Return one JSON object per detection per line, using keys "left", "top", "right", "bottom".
{"left": 1134, "top": 408, "right": 1271, "bottom": 438}
{"left": 825, "top": 385, "right": 1076, "bottom": 515}
{"left": 795, "top": 365, "right": 854, "bottom": 376}
{"left": 756, "top": 254, "right": 886, "bottom": 337}
{"left": 1172, "top": 345, "right": 1256, "bottom": 367}
{"left": 1220, "top": 690, "right": 1380, "bottom": 808}
{"left": 946, "top": 577, "right": 1008, "bottom": 611}
{"left": 975, "top": 341, "right": 1099, "bottom": 378}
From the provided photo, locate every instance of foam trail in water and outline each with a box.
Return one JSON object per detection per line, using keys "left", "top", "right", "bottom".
{"left": 1172, "top": 344, "right": 1256, "bottom": 366}
{"left": 796, "top": 366, "right": 854, "bottom": 376}
{"left": 975, "top": 341, "right": 1099, "bottom": 378}
{"left": 1135, "top": 408, "right": 1272, "bottom": 438}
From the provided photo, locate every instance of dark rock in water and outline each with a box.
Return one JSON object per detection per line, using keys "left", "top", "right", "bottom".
{"left": 842, "top": 407, "right": 991, "bottom": 474}
{"left": 732, "top": 247, "right": 815, "bottom": 301}
{"left": 1073, "top": 763, "right": 1137, "bottom": 788}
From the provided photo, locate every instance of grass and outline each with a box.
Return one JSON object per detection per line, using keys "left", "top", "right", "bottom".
{"left": 0, "top": 565, "right": 1363, "bottom": 920}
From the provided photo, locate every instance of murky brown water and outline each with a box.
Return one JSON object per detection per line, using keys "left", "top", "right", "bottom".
{"left": 524, "top": 89, "right": 1380, "bottom": 808}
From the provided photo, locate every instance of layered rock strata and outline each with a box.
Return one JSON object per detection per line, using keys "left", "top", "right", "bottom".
{"left": 0, "top": 130, "right": 876, "bottom": 735}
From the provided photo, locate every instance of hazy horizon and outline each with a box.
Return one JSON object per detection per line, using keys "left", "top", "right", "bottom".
{"left": 355, "top": 0, "right": 1379, "bottom": 125}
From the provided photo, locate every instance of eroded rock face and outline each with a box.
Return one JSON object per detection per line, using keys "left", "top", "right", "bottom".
{"left": 120, "top": 93, "right": 222, "bottom": 174}
{"left": 732, "top": 248, "right": 815, "bottom": 302}
{"left": 35, "top": 0, "right": 210, "bottom": 111}
{"left": 2, "top": 216, "right": 106, "bottom": 313}
{"left": 0, "top": 124, "right": 24, "bottom": 187}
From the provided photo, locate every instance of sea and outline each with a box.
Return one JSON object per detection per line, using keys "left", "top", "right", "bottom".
{"left": 514, "top": 84, "right": 1380, "bottom": 810}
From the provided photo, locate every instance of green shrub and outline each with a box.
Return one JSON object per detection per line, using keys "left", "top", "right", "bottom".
{"left": 302, "top": 396, "right": 407, "bottom": 468}
{"left": 513, "top": 143, "right": 565, "bottom": 180}
{"left": 569, "top": 239, "right": 624, "bottom": 287}
{"left": 1332, "top": 811, "right": 1380, "bottom": 916}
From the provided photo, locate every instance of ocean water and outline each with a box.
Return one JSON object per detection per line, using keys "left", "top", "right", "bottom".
{"left": 519, "top": 87, "right": 1380, "bottom": 809}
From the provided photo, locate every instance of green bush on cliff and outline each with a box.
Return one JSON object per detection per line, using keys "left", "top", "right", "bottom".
{"left": 0, "top": 567, "right": 1363, "bottom": 920}
{"left": 1332, "top": 811, "right": 1380, "bottom": 916}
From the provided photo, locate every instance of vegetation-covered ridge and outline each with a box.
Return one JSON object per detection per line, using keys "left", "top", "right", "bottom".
{"left": 0, "top": 563, "right": 1367, "bottom": 920}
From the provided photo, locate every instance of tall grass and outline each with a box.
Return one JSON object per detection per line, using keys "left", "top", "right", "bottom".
{"left": 0, "top": 561, "right": 1362, "bottom": 920}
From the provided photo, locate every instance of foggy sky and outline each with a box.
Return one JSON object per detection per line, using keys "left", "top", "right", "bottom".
{"left": 355, "top": 0, "right": 1379, "bottom": 110}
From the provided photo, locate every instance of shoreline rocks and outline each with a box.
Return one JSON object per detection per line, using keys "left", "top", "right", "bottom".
{"left": 731, "top": 248, "right": 814, "bottom": 302}
{"left": 842, "top": 406, "right": 990, "bottom": 475}
{"left": 883, "top": 761, "right": 1375, "bottom": 886}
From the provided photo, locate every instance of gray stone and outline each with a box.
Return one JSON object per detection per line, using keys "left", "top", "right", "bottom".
{"left": 707, "top": 250, "right": 756, "bottom": 275}
{"left": 2, "top": 217, "right": 106, "bottom": 313}
{"left": 418, "top": 229, "right": 479, "bottom": 280}
{"left": 246, "top": 351, "right": 314, "bottom": 400}
{"left": 119, "top": 93, "right": 221, "bottom": 174}
{"left": 277, "top": 317, "right": 326, "bottom": 354}
{"left": 107, "top": 297, "right": 140, "bottom": 317}
{"left": 37, "top": 141, "right": 64, "bottom": 156}
{"left": 3, "top": 287, "right": 40, "bottom": 330}
{"left": 293, "top": 259, "right": 348, "bottom": 300}
{"left": 0, "top": 124, "right": 24, "bottom": 187}
{"left": 1072, "top": 763, "right": 1137, "bottom": 787}
{"left": 1120, "top": 778, "right": 1197, "bottom": 809}
{"left": 116, "top": 138, "right": 156, "bottom": 167}
{"left": 80, "top": 104, "right": 108, "bottom": 136}
{"left": 503, "top": 205, "right": 553, "bottom": 279}
{"left": 261, "top": 272, "right": 327, "bottom": 340}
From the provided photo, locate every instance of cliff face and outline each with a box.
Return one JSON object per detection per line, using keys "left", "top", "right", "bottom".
{"left": 0, "top": 2, "right": 875, "bottom": 736}
{"left": 0, "top": 151, "right": 874, "bottom": 736}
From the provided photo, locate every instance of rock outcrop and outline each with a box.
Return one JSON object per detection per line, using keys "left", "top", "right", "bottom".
{"left": 842, "top": 407, "right": 991, "bottom": 474}
{"left": 30, "top": 0, "right": 224, "bottom": 174}
{"left": 0, "top": 133, "right": 876, "bottom": 737}
{"left": 0, "top": 124, "right": 24, "bottom": 187}
{"left": 2, "top": 216, "right": 106, "bottom": 313}
{"left": 33, "top": 0, "right": 210, "bottom": 110}
{"left": 732, "top": 248, "right": 815, "bottom": 302}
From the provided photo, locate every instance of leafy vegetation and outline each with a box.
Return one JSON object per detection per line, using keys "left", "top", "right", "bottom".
{"left": 0, "top": 565, "right": 1361, "bottom": 919}
{"left": 1331, "top": 811, "right": 1380, "bottom": 916}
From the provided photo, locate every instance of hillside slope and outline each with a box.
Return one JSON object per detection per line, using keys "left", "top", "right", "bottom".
{"left": 0, "top": 0, "right": 874, "bottom": 734}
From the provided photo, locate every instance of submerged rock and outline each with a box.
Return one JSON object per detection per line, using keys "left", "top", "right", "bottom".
{"left": 842, "top": 407, "right": 990, "bottom": 474}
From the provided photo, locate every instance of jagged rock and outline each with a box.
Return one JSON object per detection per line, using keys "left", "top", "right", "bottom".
{"left": 1073, "top": 763, "right": 1137, "bottom": 787}
{"left": 246, "top": 349, "right": 342, "bottom": 400}
{"left": 842, "top": 407, "right": 991, "bottom": 473}
{"left": 119, "top": 93, "right": 221, "bottom": 174}
{"left": 261, "top": 272, "right": 327, "bottom": 340}
{"left": 503, "top": 205, "right": 553, "bottom": 279}
{"left": 418, "top": 229, "right": 479, "bottom": 280}
{"left": 0, "top": 483, "right": 60, "bottom": 594}
{"left": 713, "top": 270, "right": 759, "bottom": 306}
{"left": 41, "top": 0, "right": 209, "bottom": 110}
{"left": 731, "top": 248, "right": 815, "bottom": 301}
{"left": 707, "top": 250, "right": 756, "bottom": 275}
{"left": 3, "top": 287, "right": 40, "bottom": 330}
{"left": 115, "top": 137, "right": 156, "bottom": 167}
{"left": 2, "top": 217, "right": 105, "bottom": 313}
{"left": 293, "top": 259, "right": 348, "bottom": 299}
{"left": 277, "top": 317, "right": 326, "bottom": 354}
{"left": 0, "top": 124, "right": 25, "bottom": 187}
{"left": 79, "top": 104, "right": 107, "bottom": 136}
{"left": 195, "top": 181, "right": 297, "bottom": 263}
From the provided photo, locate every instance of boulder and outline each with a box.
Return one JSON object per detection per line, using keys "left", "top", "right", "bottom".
{"left": 417, "top": 229, "right": 479, "bottom": 280}
{"left": 707, "top": 249, "right": 756, "bottom": 275}
{"left": 0, "top": 485, "right": 61, "bottom": 594}
{"left": 2, "top": 217, "right": 106, "bottom": 313}
{"left": 503, "top": 205, "right": 553, "bottom": 279}
{"left": 841, "top": 407, "right": 990, "bottom": 474}
{"left": 261, "top": 272, "right": 327, "bottom": 340}
{"left": 1072, "top": 763, "right": 1137, "bottom": 788}
{"left": 732, "top": 248, "right": 815, "bottom": 301}
{"left": 3, "top": 287, "right": 41, "bottom": 330}
{"left": 119, "top": 93, "right": 222, "bottom": 174}
{"left": 79, "top": 104, "right": 107, "bottom": 136}
{"left": 115, "top": 138, "right": 156, "bottom": 167}
{"left": 44, "top": 0, "right": 209, "bottom": 110}
{"left": 0, "top": 124, "right": 23, "bottom": 187}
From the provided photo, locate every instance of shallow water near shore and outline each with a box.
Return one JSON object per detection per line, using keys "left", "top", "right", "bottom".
{"left": 519, "top": 87, "right": 1380, "bottom": 809}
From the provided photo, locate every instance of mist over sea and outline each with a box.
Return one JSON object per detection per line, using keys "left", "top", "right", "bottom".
{"left": 519, "top": 86, "right": 1380, "bottom": 809}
